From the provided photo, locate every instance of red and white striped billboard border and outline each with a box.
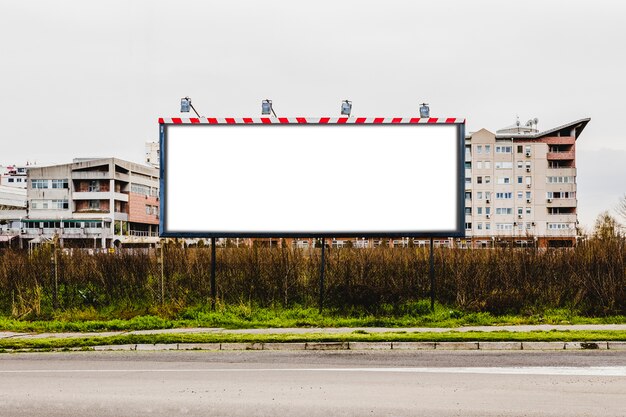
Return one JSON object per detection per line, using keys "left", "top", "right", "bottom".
{"left": 158, "top": 117, "right": 465, "bottom": 125}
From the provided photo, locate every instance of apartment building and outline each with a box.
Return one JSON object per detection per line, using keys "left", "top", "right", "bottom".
{"left": 276, "top": 117, "right": 588, "bottom": 250}
{"left": 463, "top": 117, "right": 589, "bottom": 248}
{"left": 22, "top": 158, "right": 159, "bottom": 248}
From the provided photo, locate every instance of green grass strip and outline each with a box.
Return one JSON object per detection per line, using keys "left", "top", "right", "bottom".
{"left": 1, "top": 330, "right": 625, "bottom": 351}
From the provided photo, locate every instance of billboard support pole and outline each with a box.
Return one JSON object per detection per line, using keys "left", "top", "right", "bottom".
{"left": 211, "top": 237, "right": 217, "bottom": 311}
{"left": 319, "top": 237, "right": 326, "bottom": 314}
{"left": 429, "top": 237, "right": 435, "bottom": 311}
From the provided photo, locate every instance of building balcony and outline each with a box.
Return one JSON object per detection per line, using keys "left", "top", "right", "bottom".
{"left": 72, "top": 171, "right": 111, "bottom": 180}
{"left": 547, "top": 150, "right": 575, "bottom": 161}
{"left": 546, "top": 167, "right": 576, "bottom": 176}
{"left": 547, "top": 198, "right": 577, "bottom": 208}
{"left": 114, "top": 172, "right": 130, "bottom": 182}
{"left": 73, "top": 191, "right": 128, "bottom": 202}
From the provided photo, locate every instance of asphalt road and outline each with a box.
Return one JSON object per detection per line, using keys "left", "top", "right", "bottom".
{"left": 1, "top": 350, "right": 625, "bottom": 417}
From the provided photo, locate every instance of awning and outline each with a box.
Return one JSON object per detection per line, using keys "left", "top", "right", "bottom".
{"left": 0, "top": 235, "right": 18, "bottom": 242}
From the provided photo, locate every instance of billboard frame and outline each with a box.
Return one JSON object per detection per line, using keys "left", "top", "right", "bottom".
{"left": 158, "top": 117, "right": 466, "bottom": 239}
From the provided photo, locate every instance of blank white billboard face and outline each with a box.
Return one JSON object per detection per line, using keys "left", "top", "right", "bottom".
{"left": 161, "top": 122, "right": 463, "bottom": 237}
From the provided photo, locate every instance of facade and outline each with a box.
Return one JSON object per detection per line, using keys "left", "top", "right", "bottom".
{"left": 463, "top": 118, "right": 588, "bottom": 248}
{"left": 0, "top": 164, "right": 30, "bottom": 188}
{"left": 145, "top": 142, "right": 160, "bottom": 169}
{"left": 0, "top": 165, "right": 30, "bottom": 245}
{"left": 22, "top": 158, "right": 159, "bottom": 248}
{"left": 278, "top": 117, "right": 588, "bottom": 249}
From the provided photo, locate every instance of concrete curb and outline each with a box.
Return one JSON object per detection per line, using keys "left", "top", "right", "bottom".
{"left": 522, "top": 342, "right": 565, "bottom": 350}
{"left": 479, "top": 342, "right": 522, "bottom": 350}
{"left": 392, "top": 342, "right": 436, "bottom": 350}
{"left": 3, "top": 341, "right": 626, "bottom": 353}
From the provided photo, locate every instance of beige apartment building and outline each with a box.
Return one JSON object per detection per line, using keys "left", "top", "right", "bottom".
{"left": 462, "top": 117, "right": 589, "bottom": 248}
{"left": 275, "top": 117, "right": 589, "bottom": 250}
{"left": 22, "top": 158, "right": 159, "bottom": 248}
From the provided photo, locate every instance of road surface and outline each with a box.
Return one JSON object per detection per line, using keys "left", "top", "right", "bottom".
{"left": 1, "top": 350, "right": 625, "bottom": 416}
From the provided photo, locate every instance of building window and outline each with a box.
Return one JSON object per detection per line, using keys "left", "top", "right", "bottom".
{"left": 477, "top": 222, "right": 483, "bottom": 230}
{"left": 8, "top": 178, "right": 14, "bottom": 183}
{"left": 517, "top": 176, "right": 523, "bottom": 184}
{"left": 497, "top": 177, "right": 510, "bottom": 184}
{"left": 517, "top": 161, "right": 523, "bottom": 169}
{"left": 465, "top": 177, "right": 471, "bottom": 185}
{"left": 465, "top": 207, "right": 472, "bottom": 215}
{"left": 485, "top": 145, "right": 491, "bottom": 154}
{"left": 547, "top": 176, "right": 575, "bottom": 184}
{"left": 485, "top": 207, "right": 491, "bottom": 215}
{"left": 477, "top": 192, "right": 483, "bottom": 199}
{"left": 465, "top": 191, "right": 472, "bottom": 200}
{"left": 495, "top": 162, "right": 513, "bottom": 169}
{"left": 496, "top": 207, "right": 513, "bottom": 215}
{"left": 526, "top": 207, "right": 532, "bottom": 215}
{"left": 476, "top": 176, "right": 482, "bottom": 184}
{"left": 485, "top": 176, "right": 491, "bottom": 184}
{"left": 88, "top": 200, "right": 100, "bottom": 210}
{"left": 517, "top": 207, "right": 523, "bottom": 216}
{"left": 464, "top": 161, "right": 471, "bottom": 169}
{"left": 496, "top": 145, "right": 512, "bottom": 153}
{"left": 465, "top": 222, "right": 472, "bottom": 230}
{"left": 477, "top": 207, "right": 482, "bottom": 215}
{"left": 496, "top": 192, "right": 512, "bottom": 199}
{"left": 484, "top": 160, "right": 491, "bottom": 169}
{"left": 52, "top": 179, "right": 69, "bottom": 189}
{"left": 526, "top": 176, "right": 532, "bottom": 185}
{"left": 517, "top": 145, "right": 523, "bottom": 153}
{"left": 52, "top": 199, "right": 69, "bottom": 209}
{"left": 88, "top": 181, "right": 100, "bottom": 192}
{"left": 476, "top": 145, "right": 482, "bottom": 154}
{"left": 485, "top": 222, "right": 491, "bottom": 230}
{"left": 476, "top": 161, "right": 482, "bottom": 169}
{"left": 31, "top": 179, "right": 48, "bottom": 189}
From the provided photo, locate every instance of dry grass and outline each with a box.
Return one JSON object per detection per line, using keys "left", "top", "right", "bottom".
{"left": 0, "top": 237, "right": 624, "bottom": 318}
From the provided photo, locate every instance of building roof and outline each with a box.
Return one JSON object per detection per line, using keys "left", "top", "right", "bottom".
{"left": 495, "top": 118, "right": 590, "bottom": 140}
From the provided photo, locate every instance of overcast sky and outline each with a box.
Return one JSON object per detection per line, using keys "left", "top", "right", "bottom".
{"left": 1, "top": 0, "right": 624, "bottom": 228}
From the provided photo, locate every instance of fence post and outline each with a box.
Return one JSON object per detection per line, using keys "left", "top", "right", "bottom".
{"left": 430, "top": 238, "right": 435, "bottom": 311}
{"left": 160, "top": 239, "right": 165, "bottom": 305}
{"left": 319, "top": 237, "right": 326, "bottom": 314}
{"left": 211, "top": 237, "right": 217, "bottom": 311}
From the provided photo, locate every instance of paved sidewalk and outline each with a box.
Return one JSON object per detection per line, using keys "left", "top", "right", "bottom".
{"left": 1, "top": 324, "right": 625, "bottom": 340}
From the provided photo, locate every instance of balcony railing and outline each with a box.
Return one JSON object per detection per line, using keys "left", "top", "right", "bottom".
{"left": 128, "top": 230, "right": 158, "bottom": 237}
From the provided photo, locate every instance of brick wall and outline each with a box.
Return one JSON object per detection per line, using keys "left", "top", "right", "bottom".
{"left": 128, "top": 193, "right": 159, "bottom": 224}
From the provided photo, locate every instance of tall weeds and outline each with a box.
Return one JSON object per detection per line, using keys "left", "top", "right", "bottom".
{"left": 0, "top": 237, "right": 623, "bottom": 318}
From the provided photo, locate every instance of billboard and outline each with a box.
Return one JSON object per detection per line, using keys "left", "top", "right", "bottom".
{"left": 159, "top": 117, "right": 465, "bottom": 238}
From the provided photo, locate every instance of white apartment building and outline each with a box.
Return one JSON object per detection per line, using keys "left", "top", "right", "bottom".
{"left": 22, "top": 158, "right": 160, "bottom": 248}
{"left": 145, "top": 142, "right": 160, "bottom": 169}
